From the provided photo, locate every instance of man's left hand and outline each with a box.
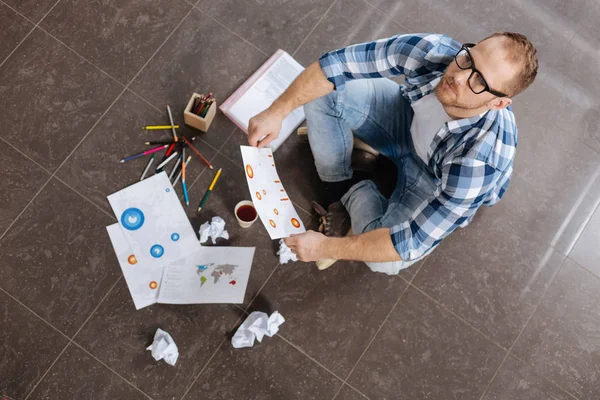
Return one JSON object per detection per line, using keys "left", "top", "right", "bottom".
{"left": 284, "top": 230, "right": 329, "bottom": 262}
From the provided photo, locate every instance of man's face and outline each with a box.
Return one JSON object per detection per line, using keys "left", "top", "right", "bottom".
{"left": 435, "top": 37, "right": 519, "bottom": 111}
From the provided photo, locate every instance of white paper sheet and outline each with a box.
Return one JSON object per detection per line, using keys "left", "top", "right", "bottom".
{"left": 157, "top": 246, "right": 255, "bottom": 304}
{"left": 240, "top": 145, "right": 306, "bottom": 239}
{"left": 106, "top": 223, "right": 164, "bottom": 310}
{"left": 222, "top": 50, "right": 305, "bottom": 151}
{"left": 107, "top": 172, "right": 201, "bottom": 269}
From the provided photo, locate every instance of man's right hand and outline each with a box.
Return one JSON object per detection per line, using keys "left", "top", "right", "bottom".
{"left": 247, "top": 108, "right": 284, "bottom": 148}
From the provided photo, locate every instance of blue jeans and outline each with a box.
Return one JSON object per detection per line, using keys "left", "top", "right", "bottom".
{"left": 304, "top": 78, "right": 437, "bottom": 275}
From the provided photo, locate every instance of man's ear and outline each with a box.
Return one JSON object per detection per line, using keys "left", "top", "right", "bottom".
{"left": 488, "top": 97, "right": 512, "bottom": 110}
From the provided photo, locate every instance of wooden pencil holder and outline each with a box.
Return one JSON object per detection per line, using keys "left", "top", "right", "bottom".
{"left": 184, "top": 92, "right": 217, "bottom": 132}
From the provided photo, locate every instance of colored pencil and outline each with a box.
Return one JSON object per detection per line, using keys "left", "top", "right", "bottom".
{"left": 173, "top": 156, "right": 191, "bottom": 185}
{"left": 155, "top": 151, "right": 178, "bottom": 170}
{"left": 119, "top": 144, "right": 168, "bottom": 163}
{"left": 142, "top": 125, "right": 179, "bottom": 130}
{"left": 166, "top": 105, "right": 178, "bottom": 141}
{"left": 182, "top": 136, "right": 213, "bottom": 170}
{"left": 197, "top": 168, "right": 222, "bottom": 211}
{"left": 168, "top": 155, "right": 182, "bottom": 180}
{"left": 182, "top": 148, "right": 189, "bottom": 206}
{"left": 139, "top": 154, "right": 155, "bottom": 180}
{"left": 145, "top": 140, "right": 174, "bottom": 146}
{"left": 165, "top": 142, "right": 176, "bottom": 157}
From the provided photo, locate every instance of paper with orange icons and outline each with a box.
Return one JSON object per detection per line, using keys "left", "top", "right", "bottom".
{"left": 240, "top": 146, "right": 306, "bottom": 239}
{"left": 106, "top": 224, "right": 165, "bottom": 310}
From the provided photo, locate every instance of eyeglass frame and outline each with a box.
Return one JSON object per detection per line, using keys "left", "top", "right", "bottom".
{"left": 454, "top": 43, "right": 508, "bottom": 98}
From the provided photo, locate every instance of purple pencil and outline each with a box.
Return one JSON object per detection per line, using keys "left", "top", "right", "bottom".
{"left": 119, "top": 144, "right": 168, "bottom": 163}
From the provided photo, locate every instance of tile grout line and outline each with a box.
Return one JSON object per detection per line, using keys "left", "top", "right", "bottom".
{"left": 290, "top": 0, "right": 339, "bottom": 57}
{"left": 409, "top": 283, "right": 510, "bottom": 352}
{"left": 53, "top": 5, "right": 198, "bottom": 173}
{"left": 0, "top": 287, "right": 73, "bottom": 343}
{"left": 476, "top": 257, "right": 573, "bottom": 400}
{"left": 243, "top": 263, "right": 282, "bottom": 313}
{"left": 330, "top": 282, "right": 412, "bottom": 399}
{"left": 0, "top": 176, "right": 52, "bottom": 242}
{"left": 179, "top": 312, "right": 250, "bottom": 399}
{"left": 191, "top": 6, "right": 269, "bottom": 58}
{"left": 69, "top": 341, "right": 154, "bottom": 400}
{"left": 276, "top": 334, "right": 348, "bottom": 383}
{"left": 52, "top": 175, "right": 117, "bottom": 221}
{"left": 21, "top": 275, "right": 123, "bottom": 399}
{"left": 0, "top": 0, "right": 63, "bottom": 68}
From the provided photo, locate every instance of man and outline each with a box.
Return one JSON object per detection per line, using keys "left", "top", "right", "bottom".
{"left": 248, "top": 32, "right": 538, "bottom": 274}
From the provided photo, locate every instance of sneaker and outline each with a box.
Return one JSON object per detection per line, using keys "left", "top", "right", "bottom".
{"left": 312, "top": 201, "right": 351, "bottom": 270}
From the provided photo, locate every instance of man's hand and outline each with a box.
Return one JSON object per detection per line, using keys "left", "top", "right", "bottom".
{"left": 247, "top": 108, "right": 284, "bottom": 148}
{"left": 284, "top": 230, "right": 329, "bottom": 262}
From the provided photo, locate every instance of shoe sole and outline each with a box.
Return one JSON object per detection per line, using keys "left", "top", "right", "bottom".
{"left": 315, "top": 228, "right": 352, "bottom": 271}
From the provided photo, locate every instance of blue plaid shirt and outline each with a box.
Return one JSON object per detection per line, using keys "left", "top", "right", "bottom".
{"left": 319, "top": 33, "right": 517, "bottom": 261}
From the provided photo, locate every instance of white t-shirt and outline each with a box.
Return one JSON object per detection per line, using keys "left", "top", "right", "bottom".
{"left": 410, "top": 92, "right": 452, "bottom": 164}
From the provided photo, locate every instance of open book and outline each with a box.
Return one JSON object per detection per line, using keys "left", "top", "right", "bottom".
{"left": 220, "top": 50, "right": 305, "bottom": 151}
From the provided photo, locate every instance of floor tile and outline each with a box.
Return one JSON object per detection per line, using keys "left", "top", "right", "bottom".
{"left": 512, "top": 258, "right": 600, "bottom": 399}
{"left": 27, "top": 344, "right": 148, "bottom": 400}
{"left": 74, "top": 279, "right": 243, "bottom": 400}
{"left": 1, "top": 0, "right": 56, "bottom": 23}
{"left": 184, "top": 335, "right": 342, "bottom": 400}
{"left": 249, "top": 257, "right": 407, "bottom": 377}
{"left": 293, "top": 0, "right": 407, "bottom": 67}
{"left": 481, "top": 105, "right": 600, "bottom": 255}
{"left": 348, "top": 286, "right": 506, "bottom": 400}
{"left": 56, "top": 90, "right": 215, "bottom": 214}
{"left": 570, "top": 205, "right": 600, "bottom": 277}
{"left": 413, "top": 214, "right": 565, "bottom": 348}
{"left": 39, "top": 0, "right": 191, "bottom": 85}
{"left": 0, "top": 290, "right": 69, "bottom": 399}
{"left": 130, "top": 8, "right": 266, "bottom": 151}
{"left": 368, "top": 0, "right": 471, "bottom": 43}
{"left": 184, "top": 154, "right": 311, "bottom": 307}
{"left": 481, "top": 354, "right": 573, "bottom": 400}
{"left": 0, "top": 145, "right": 50, "bottom": 235}
{"left": 221, "top": 130, "right": 321, "bottom": 213}
{"left": 334, "top": 384, "right": 368, "bottom": 400}
{"left": 0, "top": 28, "right": 123, "bottom": 172}
{"left": 0, "top": 3, "right": 32, "bottom": 64}
{"left": 195, "top": 0, "right": 334, "bottom": 55}
{"left": 0, "top": 178, "right": 119, "bottom": 336}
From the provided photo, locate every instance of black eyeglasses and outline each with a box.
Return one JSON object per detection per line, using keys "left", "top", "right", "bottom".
{"left": 454, "top": 43, "right": 507, "bottom": 98}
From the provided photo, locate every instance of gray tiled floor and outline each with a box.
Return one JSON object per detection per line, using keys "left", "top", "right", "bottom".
{"left": 1, "top": 0, "right": 598, "bottom": 399}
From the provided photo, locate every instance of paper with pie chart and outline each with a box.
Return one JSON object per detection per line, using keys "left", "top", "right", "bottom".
{"left": 158, "top": 246, "right": 255, "bottom": 304}
{"left": 106, "top": 223, "right": 164, "bottom": 310}
{"left": 240, "top": 145, "right": 306, "bottom": 239}
{"left": 107, "top": 172, "right": 201, "bottom": 269}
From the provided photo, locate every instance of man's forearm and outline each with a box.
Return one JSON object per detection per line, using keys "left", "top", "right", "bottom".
{"left": 322, "top": 228, "right": 403, "bottom": 263}
{"left": 269, "top": 61, "right": 334, "bottom": 118}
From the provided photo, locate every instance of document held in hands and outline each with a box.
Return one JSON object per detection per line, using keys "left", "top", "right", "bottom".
{"left": 220, "top": 50, "right": 305, "bottom": 151}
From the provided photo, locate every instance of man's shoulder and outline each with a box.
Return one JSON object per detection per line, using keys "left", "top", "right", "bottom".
{"left": 467, "top": 108, "right": 517, "bottom": 171}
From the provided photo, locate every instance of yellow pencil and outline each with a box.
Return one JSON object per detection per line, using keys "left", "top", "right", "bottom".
{"left": 141, "top": 125, "right": 180, "bottom": 130}
{"left": 197, "top": 168, "right": 222, "bottom": 211}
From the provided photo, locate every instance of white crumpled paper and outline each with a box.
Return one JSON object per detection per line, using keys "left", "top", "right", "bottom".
{"left": 199, "top": 216, "right": 229, "bottom": 244}
{"left": 231, "top": 311, "right": 285, "bottom": 349}
{"left": 146, "top": 328, "right": 179, "bottom": 366}
{"left": 277, "top": 239, "right": 297, "bottom": 264}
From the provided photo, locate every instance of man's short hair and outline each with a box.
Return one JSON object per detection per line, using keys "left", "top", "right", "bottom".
{"left": 481, "top": 32, "right": 538, "bottom": 97}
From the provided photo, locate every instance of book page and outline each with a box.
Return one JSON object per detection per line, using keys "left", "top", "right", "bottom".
{"left": 240, "top": 145, "right": 306, "bottom": 239}
{"left": 225, "top": 51, "right": 305, "bottom": 151}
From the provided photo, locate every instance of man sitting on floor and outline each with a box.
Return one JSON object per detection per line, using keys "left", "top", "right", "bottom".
{"left": 248, "top": 32, "right": 538, "bottom": 274}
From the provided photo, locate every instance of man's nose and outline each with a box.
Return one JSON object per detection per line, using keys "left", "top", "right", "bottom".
{"left": 453, "top": 69, "right": 471, "bottom": 86}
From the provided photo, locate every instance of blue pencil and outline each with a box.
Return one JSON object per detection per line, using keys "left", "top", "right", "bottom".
{"left": 181, "top": 148, "right": 189, "bottom": 206}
